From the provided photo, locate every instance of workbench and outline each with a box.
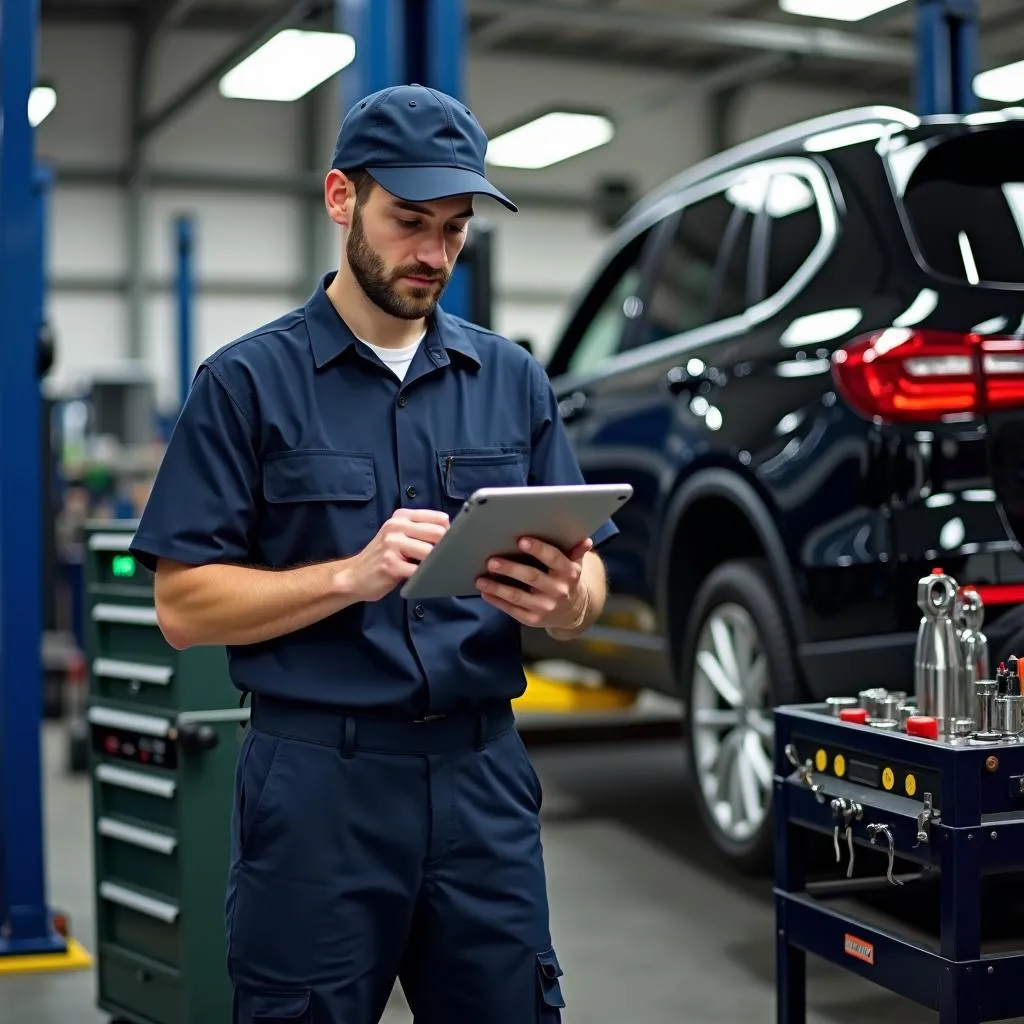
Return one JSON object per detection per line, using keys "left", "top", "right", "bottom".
{"left": 774, "top": 702, "right": 1024, "bottom": 1023}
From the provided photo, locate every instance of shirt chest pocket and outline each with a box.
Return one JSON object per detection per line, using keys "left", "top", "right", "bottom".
{"left": 262, "top": 450, "right": 378, "bottom": 561}
{"left": 436, "top": 447, "right": 528, "bottom": 520}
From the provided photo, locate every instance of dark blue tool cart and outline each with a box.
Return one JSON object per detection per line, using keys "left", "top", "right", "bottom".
{"left": 774, "top": 702, "right": 1024, "bottom": 1023}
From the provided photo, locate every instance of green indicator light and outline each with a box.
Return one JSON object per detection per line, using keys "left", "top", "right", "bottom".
{"left": 111, "top": 554, "right": 136, "bottom": 578}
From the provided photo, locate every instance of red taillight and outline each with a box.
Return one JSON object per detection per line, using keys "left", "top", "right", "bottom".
{"left": 832, "top": 329, "right": 1024, "bottom": 422}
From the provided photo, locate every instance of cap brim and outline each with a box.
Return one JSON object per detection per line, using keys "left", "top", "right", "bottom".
{"left": 366, "top": 166, "right": 518, "bottom": 213}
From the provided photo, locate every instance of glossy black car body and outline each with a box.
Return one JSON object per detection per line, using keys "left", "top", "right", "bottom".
{"left": 521, "top": 105, "right": 1024, "bottom": 871}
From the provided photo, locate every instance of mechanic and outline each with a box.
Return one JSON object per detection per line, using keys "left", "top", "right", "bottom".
{"left": 128, "top": 83, "right": 618, "bottom": 1024}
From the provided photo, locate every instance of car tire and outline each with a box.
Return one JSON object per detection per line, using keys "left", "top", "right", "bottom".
{"left": 680, "top": 557, "right": 801, "bottom": 876}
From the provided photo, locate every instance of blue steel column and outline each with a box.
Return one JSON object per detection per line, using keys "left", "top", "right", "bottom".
{"left": 176, "top": 216, "right": 194, "bottom": 411}
{"left": 915, "top": 0, "right": 979, "bottom": 115}
{"left": 333, "top": 0, "right": 475, "bottom": 321}
{"left": 336, "top": 0, "right": 406, "bottom": 116}
{"left": 426, "top": 0, "right": 471, "bottom": 321}
{"left": 0, "top": 0, "right": 66, "bottom": 957}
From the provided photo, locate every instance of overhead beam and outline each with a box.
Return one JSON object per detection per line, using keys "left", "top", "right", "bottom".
{"left": 51, "top": 163, "right": 596, "bottom": 211}
{"left": 470, "top": 0, "right": 915, "bottom": 66}
{"left": 138, "top": 0, "right": 318, "bottom": 140}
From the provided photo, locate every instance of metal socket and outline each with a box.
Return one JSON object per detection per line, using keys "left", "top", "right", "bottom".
{"left": 825, "top": 696, "right": 859, "bottom": 717}
{"left": 976, "top": 681, "right": 998, "bottom": 735}
{"left": 897, "top": 703, "right": 918, "bottom": 726}
{"left": 869, "top": 719, "right": 899, "bottom": 731}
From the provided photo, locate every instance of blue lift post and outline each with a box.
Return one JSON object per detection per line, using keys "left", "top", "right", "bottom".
{"left": 335, "top": 0, "right": 475, "bottom": 322}
{"left": 0, "top": 0, "right": 67, "bottom": 960}
{"left": 176, "top": 215, "right": 195, "bottom": 412}
{"left": 915, "top": 0, "right": 980, "bottom": 115}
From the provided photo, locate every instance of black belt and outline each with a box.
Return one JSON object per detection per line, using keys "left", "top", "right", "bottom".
{"left": 249, "top": 694, "right": 516, "bottom": 756}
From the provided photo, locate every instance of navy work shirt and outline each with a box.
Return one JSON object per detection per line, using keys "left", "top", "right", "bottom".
{"left": 130, "top": 273, "right": 618, "bottom": 716}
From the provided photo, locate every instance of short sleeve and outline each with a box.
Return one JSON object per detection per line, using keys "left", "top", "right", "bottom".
{"left": 528, "top": 361, "right": 619, "bottom": 548}
{"left": 129, "top": 363, "right": 259, "bottom": 572}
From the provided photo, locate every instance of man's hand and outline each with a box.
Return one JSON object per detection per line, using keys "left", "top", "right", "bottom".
{"left": 475, "top": 535, "right": 595, "bottom": 630}
{"left": 339, "top": 508, "right": 449, "bottom": 603}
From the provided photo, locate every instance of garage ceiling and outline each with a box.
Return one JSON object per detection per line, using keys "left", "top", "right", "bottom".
{"left": 40, "top": 0, "right": 1024, "bottom": 103}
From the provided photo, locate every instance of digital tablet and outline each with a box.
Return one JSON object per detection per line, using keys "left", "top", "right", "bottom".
{"left": 400, "top": 483, "right": 633, "bottom": 600}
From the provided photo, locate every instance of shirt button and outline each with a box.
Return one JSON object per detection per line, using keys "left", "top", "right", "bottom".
{"left": 397, "top": 393, "right": 407, "bottom": 407}
{"left": 406, "top": 485, "right": 417, "bottom": 499}
{"left": 414, "top": 604, "right": 425, "bottom": 619}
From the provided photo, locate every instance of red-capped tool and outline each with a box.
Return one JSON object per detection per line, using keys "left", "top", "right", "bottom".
{"left": 906, "top": 715, "right": 939, "bottom": 740}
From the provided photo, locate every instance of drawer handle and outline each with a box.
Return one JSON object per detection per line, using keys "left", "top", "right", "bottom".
{"left": 99, "top": 882, "right": 179, "bottom": 924}
{"left": 87, "top": 706, "right": 170, "bottom": 738}
{"left": 92, "top": 603, "right": 159, "bottom": 626}
{"left": 93, "top": 658, "right": 173, "bottom": 687}
{"left": 98, "top": 817, "right": 178, "bottom": 855}
{"left": 95, "top": 764, "right": 176, "bottom": 799}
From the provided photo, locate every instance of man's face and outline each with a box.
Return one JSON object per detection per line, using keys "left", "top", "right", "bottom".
{"left": 346, "top": 183, "right": 474, "bottom": 320}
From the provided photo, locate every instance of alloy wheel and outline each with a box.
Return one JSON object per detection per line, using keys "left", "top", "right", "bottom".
{"left": 690, "top": 602, "right": 774, "bottom": 844}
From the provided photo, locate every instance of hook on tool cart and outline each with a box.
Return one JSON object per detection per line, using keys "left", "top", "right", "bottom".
{"left": 785, "top": 743, "right": 826, "bottom": 803}
{"left": 866, "top": 823, "right": 903, "bottom": 886}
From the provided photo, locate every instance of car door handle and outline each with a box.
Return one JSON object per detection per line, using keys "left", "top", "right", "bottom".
{"left": 558, "top": 390, "right": 589, "bottom": 422}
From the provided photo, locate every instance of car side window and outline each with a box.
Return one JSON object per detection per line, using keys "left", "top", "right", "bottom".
{"left": 641, "top": 191, "right": 746, "bottom": 343}
{"left": 554, "top": 230, "right": 651, "bottom": 377}
{"left": 763, "top": 171, "right": 821, "bottom": 296}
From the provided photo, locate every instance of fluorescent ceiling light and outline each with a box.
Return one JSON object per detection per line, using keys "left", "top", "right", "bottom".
{"left": 779, "top": 0, "right": 907, "bottom": 21}
{"left": 485, "top": 112, "right": 614, "bottom": 169}
{"left": 975, "top": 59, "right": 1024, "bottom": 103}
{"left": 219, "top": 29, "right": 355, "bottom": 102}
{"left": 28, "top": 86, "right": 56, "bottom": 127}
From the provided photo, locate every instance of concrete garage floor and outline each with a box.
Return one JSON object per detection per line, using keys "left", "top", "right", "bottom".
{"left": 0, "top": 721, "right": 982, "bottom": 1024}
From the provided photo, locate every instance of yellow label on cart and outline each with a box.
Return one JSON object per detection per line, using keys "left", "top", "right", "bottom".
{"left": 815, "top": 749, "right": 827, "bottom": 772}
{"left": 905, "top": 773, "right": 917, "bottom": 797}
{"left": 833, "top": 754, "right": 846, "bottom": 777}
{"left": 882, "top": 767, "right": 895, "bottom": 791}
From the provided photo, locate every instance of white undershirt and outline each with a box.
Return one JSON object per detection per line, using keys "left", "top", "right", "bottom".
{"left": 359, "top": 331, "right": 426, "bottom": 382}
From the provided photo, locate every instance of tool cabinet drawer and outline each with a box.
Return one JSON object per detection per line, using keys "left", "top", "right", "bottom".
{"left": 98, "top": 880, "right": 182, "bottom": 968}
{"left": 97, "top": 816, "right": 180, "bottom": 898}
{"left": 98, "top": 943, "right": 183, "bottom": 1024}
{"left": 91, "top": 603, "right": 169, "bottom": 661}
{"left": 91, "top": 656, "right": 178, "bottom": 709}
{"left": 94, "top": 763, "right": 178, "bottom": 830}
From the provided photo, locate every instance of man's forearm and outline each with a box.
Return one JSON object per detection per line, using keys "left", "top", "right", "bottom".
{"left": 154, "top": 558, "right": 359, "bottom": 649}
{"left": 545, "top": 551, "right": 607, "bottom": 641}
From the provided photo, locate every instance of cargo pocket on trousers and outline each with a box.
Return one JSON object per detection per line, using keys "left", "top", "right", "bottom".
{"left": 248, "top": 988, "right": 311, "bottom": 1022}
{"left": 535, "top": 948, "right": 566, "bottom": 1022}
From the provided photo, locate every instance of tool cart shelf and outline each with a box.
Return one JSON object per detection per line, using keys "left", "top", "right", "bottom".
{"left": 774, "top": 702, "right": 1024, "bottom": 1024}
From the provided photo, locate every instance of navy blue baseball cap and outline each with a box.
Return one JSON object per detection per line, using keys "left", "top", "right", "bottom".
{"left": 331, "top": 83, "right": 517, "bottom": 213}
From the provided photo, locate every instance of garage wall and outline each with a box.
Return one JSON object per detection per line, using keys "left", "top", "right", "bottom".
{"left": 37, "top": 23, "right": 885, "bottom": 411}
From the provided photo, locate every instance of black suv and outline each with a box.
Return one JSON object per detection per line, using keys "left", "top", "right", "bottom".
{"left": 520, "top": 104, "right": 1024, "bottom": 873}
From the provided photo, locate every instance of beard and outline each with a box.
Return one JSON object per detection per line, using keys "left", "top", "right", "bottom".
{"left": 346, "top": 204, "right": 449, "bottom": 320}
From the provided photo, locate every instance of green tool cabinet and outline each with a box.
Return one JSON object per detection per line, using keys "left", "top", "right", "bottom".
{"left": 84, "top": 521, "right": 245, "bottom": 1024}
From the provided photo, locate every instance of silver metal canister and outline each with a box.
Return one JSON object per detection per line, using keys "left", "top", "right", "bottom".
{"left": 914, "top": 571, "right": 964, "bottom": 733}
{"left": 995, "top": 695, "right": 1024, "bottom": 736}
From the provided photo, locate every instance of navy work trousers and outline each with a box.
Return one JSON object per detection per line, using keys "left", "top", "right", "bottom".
{"left": 224, "top": 696, "right": 566, "bottom": 1023}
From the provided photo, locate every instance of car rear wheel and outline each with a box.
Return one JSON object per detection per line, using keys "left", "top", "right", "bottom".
{"left": 681, "top": 558, "right": 800, "bottom": 875}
